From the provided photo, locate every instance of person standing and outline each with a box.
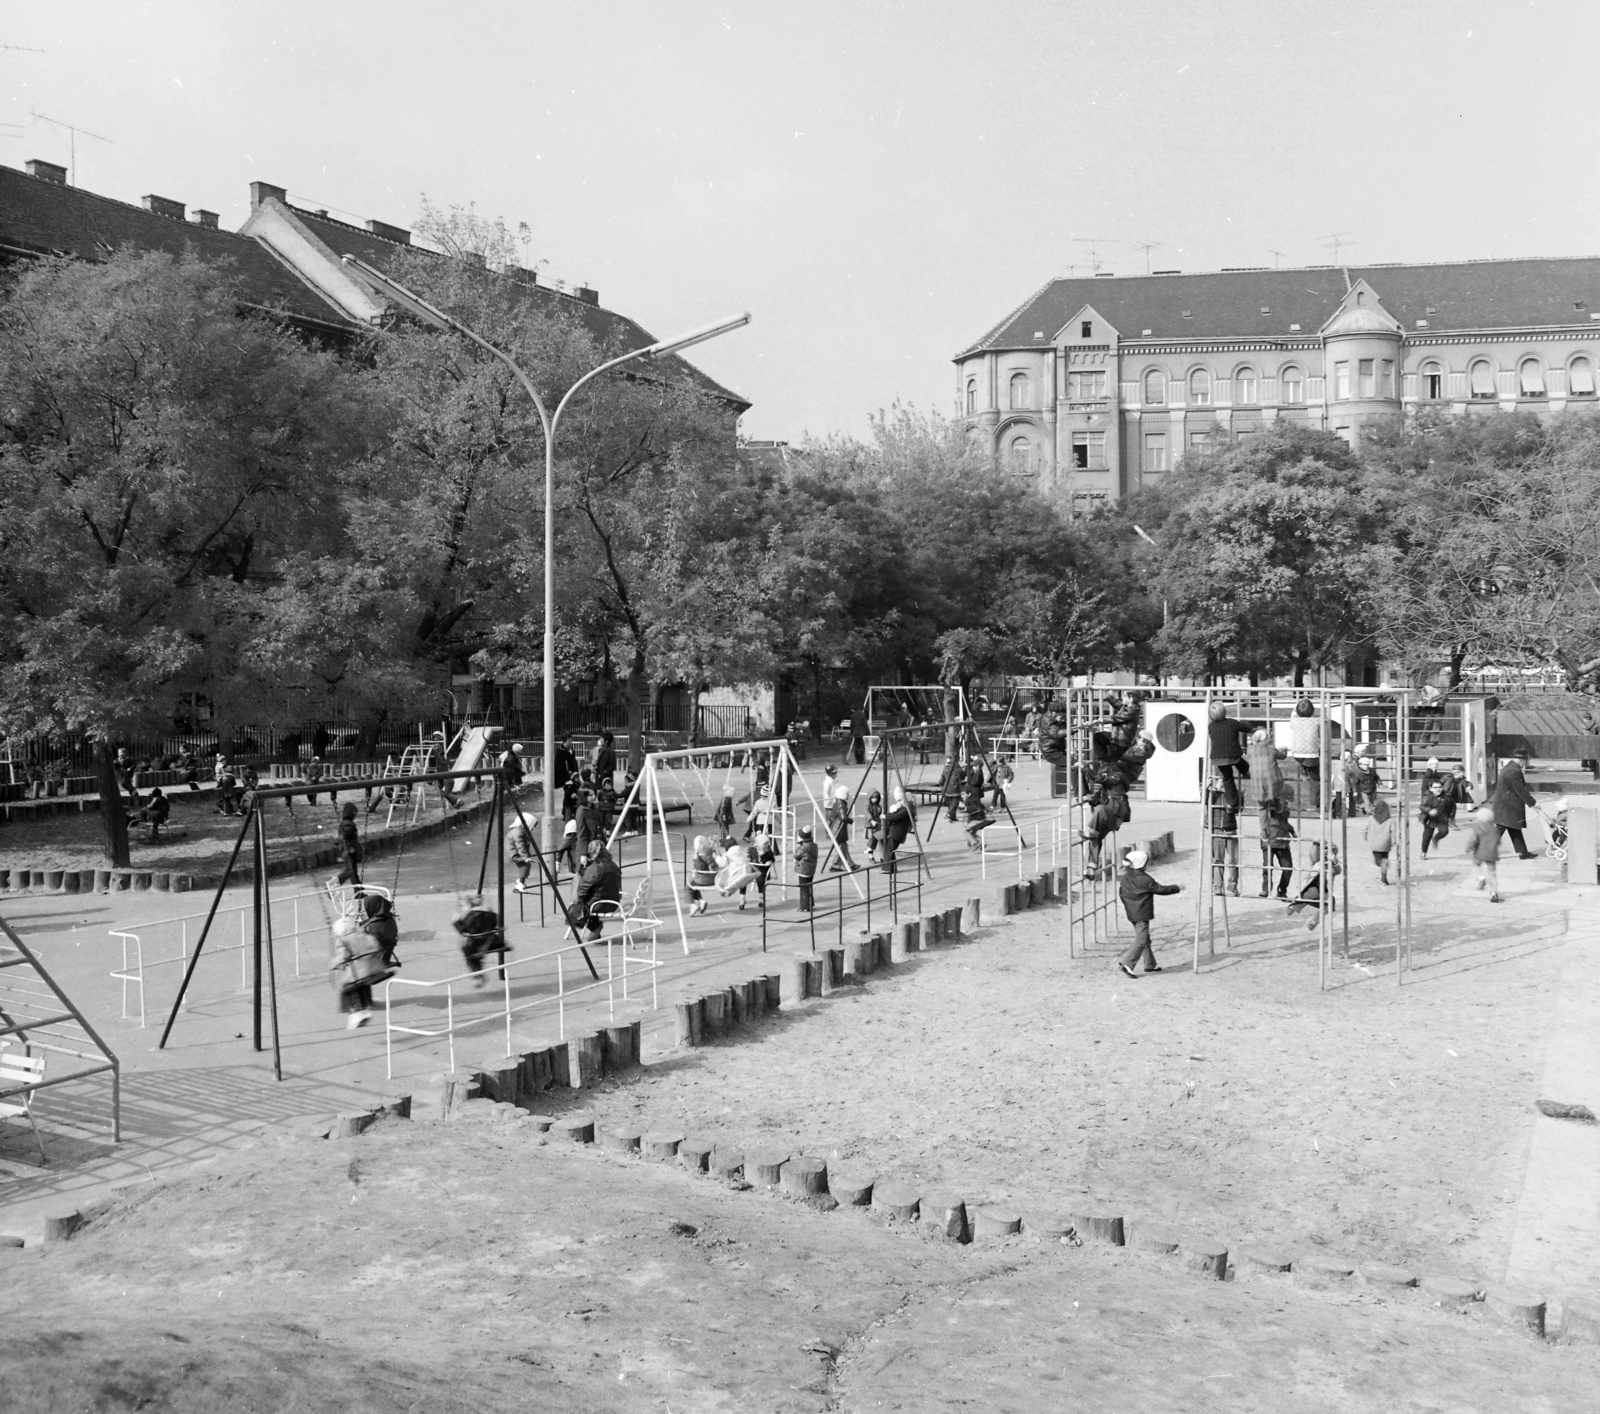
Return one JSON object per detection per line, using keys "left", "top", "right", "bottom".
{"left": 1352, "top": 750, "right": 1380, "bottom": 814}
{"left": 1467, "top": 804, "right": 1502, "bottom": 902}
{"left": 1493, "top": 747, "right": 1538, "bottom": 859}
{"left": 939, "top": 754, "right": 963, "bottom": 822}
{"left": 883, "top": 788, "right": 914, "bottom": 875}
{"left": 553, "top": 735, "right": 579, "bottom": 820}
{"left": 500, "top": 742, "right": 526, "bottom": 790}
{"left": 826, "top": 786, "right": 857, "bottom": 871}
{"left": 593, "top": 732, "right": 617, "bottom": 792}
{"left": 845, "top": 706, "right": 867, "bottom": 766}
{"left": 794, "top": 826, "right": 818, "bottom": 911}
{"left": 508, "top": 816, "right": 538, "bottom": 894}
{"left": 1419, "top": 781, "right": 1455, "bottom": 860}
{"left": 1365, "top": 798, "right": 1394, "bottom": 885}
{"left": 334, "top": 801, "right": 363, "bottom": 890}
{"left": 1447, "top": 764, "right": 1475, "bottom": 811}
{"left": 1117, "top": 848, "right": 1181, "bottom": 978}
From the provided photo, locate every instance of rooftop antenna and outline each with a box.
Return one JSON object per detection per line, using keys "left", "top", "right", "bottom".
{"left": 1318, "top": 231, "right": 1356, "bottom": 263}
{"left": 1268, "top": 247, "right": 1287, "bottom": 269}
{"left": 1129, "top": 238, "right": 1169, "bottom": 275}
{"left": 29, "top": 110, "right": 113, "bottom": 187}
{"left": 1073, "top": 237, "right": 1115, "bottom": 274}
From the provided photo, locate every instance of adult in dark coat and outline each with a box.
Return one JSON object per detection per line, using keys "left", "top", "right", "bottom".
{"left": 845, "top": 708, "right": 867, "bottom": 766}
{"left": 572, "top": 844, "right": 622, "bottom": 940}
{"left": 593, "top": 732, "right": 617, "bottom": 792}
{"left": 553, "top": 736, "right": 580, "bottom": 819}
{"left": 1492, "top": 748, "right": 1538, "bottom": 858}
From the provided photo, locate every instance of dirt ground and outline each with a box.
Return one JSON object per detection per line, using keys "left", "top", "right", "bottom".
{"left": 0, "top": 785, "right": 500, "bottom": 876}
{"left": 602, "top": 863, "right": 1564, "bottom": 1288}
{"left": 1, "top": 1113, "right": 1593, "bottom": 1414}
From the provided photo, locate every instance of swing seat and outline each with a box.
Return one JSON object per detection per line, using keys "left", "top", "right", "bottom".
{"left": 715, "top": 861, "right": 754, "bottom": 895}
{"left": 589, "top": 875, "right": 661, "bottom": 946}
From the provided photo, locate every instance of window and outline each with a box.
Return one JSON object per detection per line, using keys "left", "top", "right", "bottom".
{"left": 1335, "top": 361, "right": 1351, "bottom": 400}
{"left": 1358, "top": 359, "right": 1375, "bottom": 397}
{"left": 1470, "top": 360, "right": 1496, "bottom": 399}
{"left": 1009, "top": 372, "right": 1031, "bottom": 410}
{"left": 1572, "top": 356, "right": 1596, "bottom": 396}
{"left": 1143, "top": 369, "right": 1166, "bottom": 405}
{"left": 965, "top": 378, "right": 977, "bottom": 414}
{"left": 1080, "top": 320, "right": 1093, "bottom": 338}
{"left": 1188, "top": 368, "right": 1211, "bottom": 405}
{"left": 1143, "top": 432, "right": 1168, "bottom": 473}
{"left": 1008, "top": 435, "right": 1033, "bottom": 473}
{"left": 1421, "top": 361, "right": 1443, "bottom": 400}
{"left": 1067, "top": 369, "right": 1107, "bottom": 400}
{"left": 1519, "top": 358, "right": 1545, "bottom": 397}
{"left": 1070, "top": 431, "right": 1107, "bottom": 469}
{"left": 1281, "top": 366, "right": 1304, "bottom": 403}
{"left": 1235, "top": 366, "right": 1258, "bottom": 403}
{"left": 1381, "top": 360, "right": 1394, "bottom": 397}
{"left": 1188, "top": 428, "right": 1218, "bottom": 450}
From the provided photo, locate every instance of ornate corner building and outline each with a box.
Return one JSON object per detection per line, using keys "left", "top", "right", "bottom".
{"left": 954, "top": 258, "right": 1600, "bottom": 506}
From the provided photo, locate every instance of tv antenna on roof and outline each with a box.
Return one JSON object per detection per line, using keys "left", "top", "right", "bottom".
{"left": 1318, "top": 231, "right": 1356, "bottom": 263}
{"left": 30, "top": 110, "right": 113, "bottom": 187}
{"left": 1129, "top": 238, "right": 1169, "bottom": 275}
{"left": 1073, "top": 237, "right": 1115, "bottom": 274}
{"left": 1268, "top": 248, "right": 1287, "bottom": 269}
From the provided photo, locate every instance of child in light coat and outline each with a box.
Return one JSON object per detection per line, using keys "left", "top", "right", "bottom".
{"left": 1364, "top": 798, "right": 1394, "bottom": 884}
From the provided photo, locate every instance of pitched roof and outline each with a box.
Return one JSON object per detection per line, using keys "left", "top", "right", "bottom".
{"left": 0, "top": 163, "right": 349, "bottom": 329}
{"left": 958, "top": 257, "right": 1600, "bottom": 356}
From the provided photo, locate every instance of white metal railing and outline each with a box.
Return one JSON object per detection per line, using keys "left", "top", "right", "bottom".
{"left": 990, "top": 734, "right": 1038, "bottom": 762}
{"left": 980, "top": 822, "right": 1026, "bottom": 879}
{"left": 109, "top": 888, "right": 332, "bottom": 1027}
{"left": 381, "top": 922, "right": 661, "bottom": 1078}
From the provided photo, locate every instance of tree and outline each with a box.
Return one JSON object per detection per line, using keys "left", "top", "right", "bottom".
{"left": 1139, "top": 425, "right": 1394, "bottom": 683}
{"left": 0, "top": 250, "right": 375, "bottom": 863}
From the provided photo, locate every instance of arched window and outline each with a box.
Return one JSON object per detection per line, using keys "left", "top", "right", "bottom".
{"left": 1571, "top": 356, "right": 1596, "bottom": 396}
{"left": 1280, "top": 366, "right": 1304, "bottom": 403}
{"left": 1007, "top": 434, "right": 1033, "bottom": 473}
{"left": 1470, "top": 360, "right": 1496, "bottom": 399}
{"left": 965, "top": 378, "right": 977, "bottom": 415}
{"left": 1519, "top": 357, "right": 1546, "bottom": 398}
{"left": 1421, "top": 361, "right": 1443, "bottom": 400}
{"left": 1143, "top": 368, "right": 1166, "bottom": 405}
{"left": 1009, "top": 372, "right": 1031, "bottom": 410}
{"left": 1188, "top": 367, "right": 1211, "bottom": 405}
{"left": 1234, "top": 366, "right": 1258, "bottom": 403}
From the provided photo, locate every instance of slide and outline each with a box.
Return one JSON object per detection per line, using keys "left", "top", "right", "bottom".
{"left": 449, "top": 727, "right": 492, "bottom": 793}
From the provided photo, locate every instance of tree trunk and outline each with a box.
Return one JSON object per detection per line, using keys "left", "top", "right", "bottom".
{"left": 626, "top": 644, "right": 647, "bottom": 774}
{"left": 1448, "top": 643, "right": 1466, "bottom": 689}
{"left": 95, "top": 737, "right": 132, "bottom": 868}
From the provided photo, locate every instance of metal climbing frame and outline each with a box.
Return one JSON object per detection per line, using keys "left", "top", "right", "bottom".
{"left": 1061, "top": 686, "right": 1125, "bottom": 958}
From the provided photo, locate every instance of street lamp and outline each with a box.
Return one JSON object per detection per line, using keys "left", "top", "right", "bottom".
{"left": 342, "top": 253, "right": 749, "bottom": 854}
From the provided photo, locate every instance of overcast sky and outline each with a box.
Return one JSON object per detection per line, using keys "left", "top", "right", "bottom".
{"left": 5, "top": 1, "right": 1598, "bottom": 440}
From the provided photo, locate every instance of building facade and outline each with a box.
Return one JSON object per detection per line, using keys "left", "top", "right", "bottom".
{"left": 955, "top": 258, "right": 1600, "bottom": 506}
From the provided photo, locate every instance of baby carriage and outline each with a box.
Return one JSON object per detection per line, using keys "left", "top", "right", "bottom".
{"left": 1538, "top": 800, "right": 1569, "bottom": 863}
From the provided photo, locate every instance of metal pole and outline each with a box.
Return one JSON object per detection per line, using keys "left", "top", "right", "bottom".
{"left": 258, "top": 808, "right": 283, "bottom": 1081}
{"left": 1319, "top": 682, "right": 1331, "bottom": 991}
{"left": 252, "top": 803, "right": 263, "bottom": 1052}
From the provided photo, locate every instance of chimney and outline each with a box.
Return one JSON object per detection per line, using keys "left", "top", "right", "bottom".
{"left": 366, "top": 218, "right": 411, "bottom": 245}
{"left": 142, "top": 194, "right": 186, "bottom": 221}
{"left": 508, "top": 266, "right": 538, "bottom": 288}
{"left": 576, "top": 285, "right": 599, "bottom": 306}
{"left": 26, "top": 158, "right": 67, "bottom": 185}
{"left": 190, "top": 210, "right": 219, "bottom": 230}
{"left": 249, "top": 181, "right": 287, "bottom": 210}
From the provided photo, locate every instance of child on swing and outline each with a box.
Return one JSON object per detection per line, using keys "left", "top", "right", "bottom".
{"left": 330, "top": 912, "right": 390, "bottom": 1030}
{"left": 452, "top": 895, "right": 510, "bottom": 987}
{"left": 508, "top": 816, "right": 538, "bottom": 893}
{"left": 689, "top": 835, "right": 719, "bottom": 916}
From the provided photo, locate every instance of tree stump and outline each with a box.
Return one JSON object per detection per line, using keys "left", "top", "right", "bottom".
{"left": 1484, "top": 1284, "right": 1547, "bottom": 1336}
{"left": 151, "top": 872, "right": 171, "bottom": 891}
{"left": 528, "top": 1048, "right": 555, "bottom": 1094}
{"left": 675, "top": 1000, "right": 701, "bottom": 1048}
{"left": 113, "top": 871, "right": 132, "bottom": 892}
{"left": 132, "top": 871, "right": 151, "bottom": 891}
{"left": 987, "top": 885, "right": 1013, "bottom": 918}
{"left": 962, "top": 897, "right": 981, "bottom": 931}
{"left": 642, "top": 1130, "right": 683, "bottom": 1162}
{"left": 1237, "top": 1247, "right": 1293, "bottom": 1274}
{"left": 62, "top": 872, "right": 81, "bottom": 895}
{"left": 476, "top": 1059, "right": 521, "bottom": 1107}
{"left": 747, "top": 1145, "right": 789, "bottom": 1187}
{"left": 701, "top": 990, "right": 727, "bottom": 1035}
{"left": 1073, "top": 1212, "right": 1125, "bottom": 1246}
{"left": 1181, "top": 1237, "right": 1229, "bottom": 1280}
{"left": 333, "top": 1111, "right": 375, "bottom": 1138}
{"left": 972, "top": 1206, "right": 1021, "bottom": 1239}
{"left": 679, "top": 1137, "right": 715, "bottom": 1173}
{"left": 1023, "top": 1211, "right": 1073, "bottom": 1241}
{"left": 802, "top": 957, "right": 823, "bottom": 997}
{"left": 526, "top": 1114, "right": 556, "bottom": 1132}
{"left": 1360, "top": 1263, "right": 1418, "bottom": 1289}
{"left": 820, "top": 947, "right": 844, "bottom": 995}
{"left": 601, "top": 1126, "right": 641, "bottom": 1156}
{"left": 1420, "top": 1274, "right": 1482, "bottom": 1308}
{"left": 920, "top": 1191, "right": 967, "bottom": 1241}
{"left": 744, "top": 977, "right": 764, "bottom": 1018}
{"left": 890, "top": 922, "right": 913, "bottom": 963}
{"left": 763, "top": 974, "right": 782, "bottom": 1009}
{"left": 553, "top": 1114, "right": 595, "bottom": 1143}
{"left": 567, "top": 1033, "right": 604, "bottom": 1089}
{"left": 782, "top": 956, "right": 810, "bottom": 1005}
{"left": 1029, "top": 875, "right": 1048, "bottom": 906}
{"left": 549, "top": 1044, "right": 571, "bottom": 1089}
{"left": 871, "top": 1179, "right": 919, "bottom": 1222}
{"left": 1558, "top": 1302, "right": 1600, "bottom": 1344}
{"left": 711, "top": 1145, "right": 745, "bottom": 1180}
{"left": 602, "top": 1023, "right": 638, "bottom": 1072}
{"left": 843, "top": 939, "right": 870, "bottom": 978}
{"left": 375, "top": 1094, "right": 412, "bottom": 1120}
{"left": 95, "top": 869, "right": 112, "bottom": 893}
{"left": 830, "top": 1172, "right": 874, "bottom": 1206}
{"left": 781, "top": 1155, "right": 828, "bottom": 1199}
{"left": 1131, "top": 1224, "right": 1179, "bottom": 1255}
{"left": 1294, "top": 1254, "right": 1354, "bottom": 1281}
{"left": 41, "top": 1211, "right": 82, "bottom": 1242}
{"left": 919, "top": 913, "right": 940, "bottom": 947}
{"left": 943, "top": 906, "right": 962, "bottom": 939}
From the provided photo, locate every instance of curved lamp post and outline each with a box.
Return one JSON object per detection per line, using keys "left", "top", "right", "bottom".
{"left": 342, "top": 253, "right": 749, "bottom": 853}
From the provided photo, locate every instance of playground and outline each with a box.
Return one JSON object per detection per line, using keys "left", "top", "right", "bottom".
{"left": 2, "top": 695, "right": 1599, "bottom": 1409}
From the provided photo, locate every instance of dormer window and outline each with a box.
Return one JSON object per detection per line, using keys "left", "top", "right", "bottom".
{"left": 1080, "top": 320, "right": 1093, "bottom": 338}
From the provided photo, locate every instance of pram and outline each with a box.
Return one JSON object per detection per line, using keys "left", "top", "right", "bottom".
{"left": 1537, "top": 800, "right": 1569, "bottom": 862}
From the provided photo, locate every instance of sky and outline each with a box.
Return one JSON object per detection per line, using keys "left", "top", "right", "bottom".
{"left": 4, "top": 1, "right": 1598, "bottom": 441}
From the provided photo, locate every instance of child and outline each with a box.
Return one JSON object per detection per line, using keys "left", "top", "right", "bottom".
{"left": 749, "top": 830, "right": 777, "bottom": 909}
{"left": 1259, "top": 798, "right": 1295, "bottom": 898}
{"left": 1286, "top": 842, "right": 1341, "bottom": 931}
{"left": 714, "top": 785, "right": 737, "bottom": 839}
{"left": 1419, "top": 780, "right": 1455, "bottom": 859}
{"left": 1353, "top": 752, "right": 1380, "bottom": 814}
{"left": 508, "top": 817, "right": 538, "bottom": 893}
{"left": 1448, "top": 765, "right": 1475, "bottom": 810}
{"left": 717, "top": 838, "right": 757, "bottom": 908}
{"left": 1080, "top": 799, "right": 1120, "bottom": 880}
{"left": 794, "top": 825, "right": 818, "bottom": 912}
{"left": 360, "top": 892, "right": 401, "bottom": 971}
{"left": 864, "top": 790, "right": 885, "bottom": 862}
{"left": 135, "top": 787, "right": 171, "bottom": 843}
{"left": 1209, "top": 780, "right": 1239, "bottom": 896}
{"left": 990, "top": 757, "right": 1015, "bottom": 808}
{"left": 1365, "top": 798, "right": 1394, "bottom": 884}
{"left": 1467, "top": 805, "right": 1501, "bottom": 903}
{"left": 1116, "top": 848, "right": 1181, "bottom": 978}
{"left": 334, "top": 802, "right": 362, "bottom": 890}
{"left": 329, "top": 913, "right": 385, "bottom": 1029}
{"left": 962, "top": 780, "right": 992, "bottom": 850}
{"left": 452, "top": 894, "right": 509, "bottom": 987}
{"left": 826, "top": 786, "right": 856, "bottom": 872}
{"left": 688, "top": 834, "right": 718, "bottom": 916}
